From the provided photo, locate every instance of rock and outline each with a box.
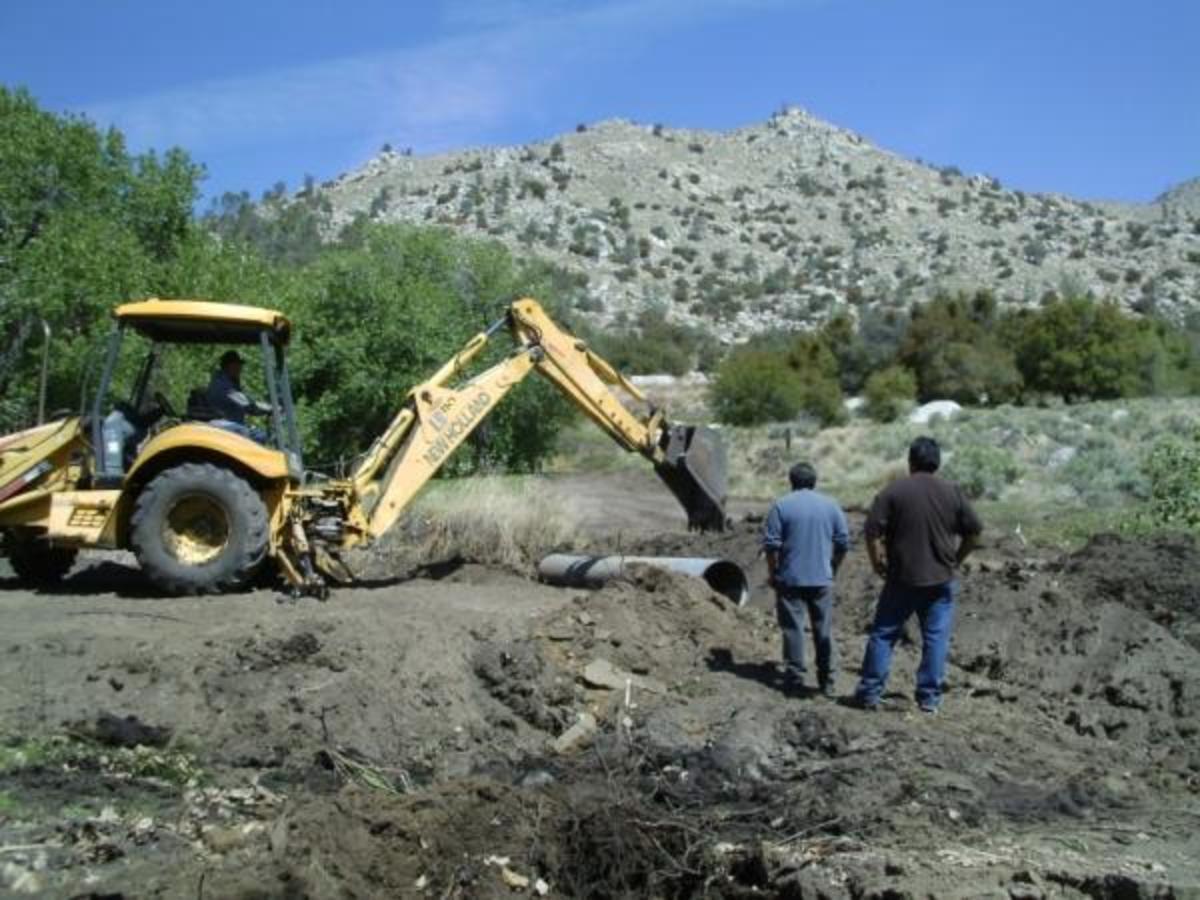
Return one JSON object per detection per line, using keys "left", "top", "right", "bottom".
{"left": 908, "top": 400, "right": 962, "bottom": 424}
{"left": 629, "top": 374, "right": 678, "bottom": 388}
{"left": 202, "top": 824, "right": 248, "bottom": 854}
{"left": 516, "top": 768, "right": 557, "bottom": 789}
{"left": 501, "top": 867, "right": 530, "bottom": 889}
{"left": 1047, "top": 446, "right": 1078, "bottom": 468}
{"left": 581, "top": 658, "right": 667, "bottom": 695}
{"left": 582, "top": 658, "right": 631, "bottom": 690}
{"left": 1, "top": 862, "right": 43, "bottom": 895}
{"left": 552, "top": 712, "right": 598, "bottom": 753}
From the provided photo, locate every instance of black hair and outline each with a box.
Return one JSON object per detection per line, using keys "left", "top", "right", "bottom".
{"left": 908, "top": 436, "right": 941, "bottom": 473}
{"left": 789, "top": 462, "right": 817, "bottom": 490}
{"left": 220, "top": 350, "right": 243, "bottom": 368}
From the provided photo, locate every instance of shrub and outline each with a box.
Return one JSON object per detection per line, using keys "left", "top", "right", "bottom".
{"left": 1142, "top": 428, "right": 1200, "bottom": 531}
{"left": 711, "top": 349, "right": 807, "bottom": 426}
{"left": 1061, "top": 438, "right": 1148, "bottom": 503}
{"left": 864, "top": 366, "right": 917, "bottom": 422}
{"left": 941, "top": 444, "right": 1022, "bottom": 500}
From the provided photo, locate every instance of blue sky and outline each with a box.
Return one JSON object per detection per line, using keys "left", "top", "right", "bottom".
{"left": 2, "top": 0, "right": 1196, "bottom": 205}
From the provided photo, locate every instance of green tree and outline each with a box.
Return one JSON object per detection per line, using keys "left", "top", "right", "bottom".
{"left": 580, "top": 307, "right": 719, "bottom": 376}
{"left": 863, "top": 366, "right": 917, "bottom": 422}
{"left": 1009, "top": 297, "right": 1161, "bottom": 401}
{"left": 0, "top": 86, "right": 204, "bottom": 429}
{"left": 784, "top": 333, "right": 847, "bottom": 426}
{"left": 710, "top": 349, "right": 807, "bottom": 426}
{"left": 282, "top": 225, "right": 574, "bottom": 471}
{"left": 818, "top": 308, "right": 907, "bottom": 394}
{"left": 897, "top": 292, "right": 1022, "bottom": 404}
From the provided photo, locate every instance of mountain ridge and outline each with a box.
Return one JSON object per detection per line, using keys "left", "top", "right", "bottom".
{"left": 317, "top": 107, "right": 1200, "bottom": 338}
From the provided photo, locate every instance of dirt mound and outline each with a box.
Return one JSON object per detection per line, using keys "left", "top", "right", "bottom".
{"left": 535, "top": 566, "right": 765, "bottom": 683}
{"left": 947, "top": 550, "right": 1200, "bottom": 760}
{"left": 1066, "top": 532, "right": 1200, "bottom": 649}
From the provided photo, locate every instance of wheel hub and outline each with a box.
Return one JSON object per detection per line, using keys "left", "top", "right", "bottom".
{"left": 163, "top": 494, "right": 230, "bottom": 565}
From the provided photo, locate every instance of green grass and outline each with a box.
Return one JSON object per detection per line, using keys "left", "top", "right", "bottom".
{"left": 975, "top": 500, "right": 1154, "bottom": 552}
{"left": 0, "top": 735, "right": 203, "bottom": 786}
{"left": 0, "top": 789, "right": 23, "bottom": 816}
{"left": 406, "top": 475, "right": 582, "bottom": 572}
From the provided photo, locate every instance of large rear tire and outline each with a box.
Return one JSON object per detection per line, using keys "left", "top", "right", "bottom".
{"left": 3, "top": 532, "right": 78, "bottom": 585}
{"left": 130, "top": 463, "right": 269, "bottom": 594}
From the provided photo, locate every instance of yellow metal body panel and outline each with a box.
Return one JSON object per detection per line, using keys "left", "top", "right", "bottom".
{"left": 126, "top": 424, "right": 291, "bottom": 483}
{"left": 0, "top": 419, "right": 85, "bottom": 531}
{"left": 0, "top": 421, "right": 65, "bottom": 455}
{"left": 0, "top": 490, "right": 53, "bottom": 528}
{"left": 47, "top": 491, "right": 122, "bottom": 546}
{"left": 114, "top": 298, "right": 290, "bottom": 338}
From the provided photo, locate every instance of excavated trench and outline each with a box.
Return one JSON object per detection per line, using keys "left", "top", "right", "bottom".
{"left": 1, "top": 520, "right": 1199, "bottom": 897}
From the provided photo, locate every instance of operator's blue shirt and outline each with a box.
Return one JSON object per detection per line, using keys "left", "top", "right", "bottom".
{"left": 762, "top": 489, "right": 850, "bottom": 588}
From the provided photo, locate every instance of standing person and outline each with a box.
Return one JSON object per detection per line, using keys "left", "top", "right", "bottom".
{"left": 762, "top": 462, "right": 850, "bottom": 698}
{"left": 854, "top": 436, "right": 982, "bottom": 713}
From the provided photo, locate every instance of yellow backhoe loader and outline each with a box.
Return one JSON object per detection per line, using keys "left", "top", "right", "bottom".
{"left": 0, "top": 297, "right": 727, "bottom": 596}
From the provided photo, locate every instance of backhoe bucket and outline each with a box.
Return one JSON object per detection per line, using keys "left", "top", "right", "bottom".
{"left": 655, "top": 425, "right": 729, "bottom": 531}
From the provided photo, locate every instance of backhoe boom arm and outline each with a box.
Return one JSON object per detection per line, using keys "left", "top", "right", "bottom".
{"left": 347, "top": 298, "right": 726, "bottom": 541}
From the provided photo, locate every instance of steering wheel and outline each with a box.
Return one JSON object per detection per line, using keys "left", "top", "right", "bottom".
{"left": 152, "top": 391, "right": 178, "bottom": 418}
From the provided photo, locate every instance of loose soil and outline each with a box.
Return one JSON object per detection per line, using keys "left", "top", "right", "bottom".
{"left": 1, "top": 473, "right": 1198, "bottom": 898}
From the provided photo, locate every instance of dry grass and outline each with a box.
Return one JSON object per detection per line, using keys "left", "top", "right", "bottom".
{"left": 409, "top": 476, "right": 581, "bottom": 573}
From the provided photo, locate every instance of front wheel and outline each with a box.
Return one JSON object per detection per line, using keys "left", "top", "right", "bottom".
{"left": 130, "top": 463, "right": 269, "bottom": 594}
{"left": 3, "top": 531, "right": 78, "bottom": 585}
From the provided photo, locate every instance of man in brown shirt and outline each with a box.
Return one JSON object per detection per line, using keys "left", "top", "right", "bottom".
{"left": 853, "top": 436, "right": 982, "bottom": 713}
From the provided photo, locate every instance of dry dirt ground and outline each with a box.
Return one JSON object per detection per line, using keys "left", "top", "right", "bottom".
{"left": 1, "top": 473, "right": 1199, "bottom": 898}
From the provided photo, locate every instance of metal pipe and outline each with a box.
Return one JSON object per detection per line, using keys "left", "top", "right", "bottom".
{"left": 37, "top": 319, "right": 51, "bottom": 425}
{"left": 538, "top": 553, "right": 749, "bottom": 607}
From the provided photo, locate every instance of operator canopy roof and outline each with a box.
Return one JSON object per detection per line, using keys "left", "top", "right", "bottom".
{"left": 114, "top": 299, "right": 291, "bottom": 345}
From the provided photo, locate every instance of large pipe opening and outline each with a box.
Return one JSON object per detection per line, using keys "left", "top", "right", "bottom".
{"left": 538, "top": 554, "right": 749, "bottom": 607}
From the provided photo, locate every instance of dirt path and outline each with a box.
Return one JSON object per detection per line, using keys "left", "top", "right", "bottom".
{"left": 1, "top": 474, "right": 1199, "bottom": 897}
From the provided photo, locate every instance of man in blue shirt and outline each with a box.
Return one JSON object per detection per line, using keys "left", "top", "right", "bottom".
{"left": 762, "top": 462, "right": 850, "bottom": 698}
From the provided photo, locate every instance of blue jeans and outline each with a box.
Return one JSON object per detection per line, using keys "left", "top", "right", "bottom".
{"left": 855, "top": 580, "right": 957, "bottom": 708}
{"left": 212, "top": 420, "right": 268, "bottom": 444}
{"left": 776, "top": 585, "right": 836, "bottom": 687}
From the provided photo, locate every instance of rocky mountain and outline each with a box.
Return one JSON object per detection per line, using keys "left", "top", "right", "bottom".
{"left": 1156, "top": 177, "right": 1200, "bottom": 218}
{"left": 320, "top": 107, "right": 1200, "bottom": 338}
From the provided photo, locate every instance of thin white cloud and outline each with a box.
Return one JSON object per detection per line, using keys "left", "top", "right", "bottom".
{"left": 85, "top": 0, "right": 815, "bottom": 161}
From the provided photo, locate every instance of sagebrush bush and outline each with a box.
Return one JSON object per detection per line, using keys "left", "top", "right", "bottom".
{"left": 942, "top": 444, "right": 1022, "bottom": 500}
{"left": 1062, "top": 442, "right": 1148, "bottom": 503}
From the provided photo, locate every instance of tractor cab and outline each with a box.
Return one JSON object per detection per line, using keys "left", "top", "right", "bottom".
{"left": 92, "top": 300, "right": 304, "bottom": 487}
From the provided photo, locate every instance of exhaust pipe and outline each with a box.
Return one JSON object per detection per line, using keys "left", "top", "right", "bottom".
{"left": 37, "top": 319, "right": 51, "bottom": 425}
{"left": 538, "top": 553, "right": 749, "bottom": 607}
